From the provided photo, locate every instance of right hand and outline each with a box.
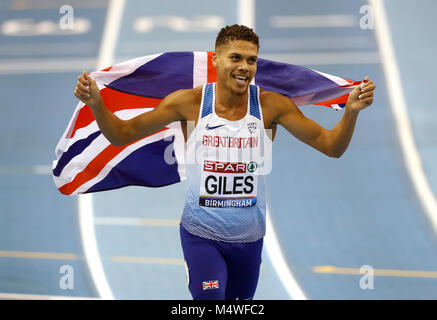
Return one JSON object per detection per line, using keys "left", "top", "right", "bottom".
{"left": 74, "top": 71, "right": 102, "bottom": 109}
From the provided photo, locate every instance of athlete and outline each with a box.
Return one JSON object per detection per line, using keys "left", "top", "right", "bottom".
{"left": 74, "top": 25, "right": 375, "bottom": 300}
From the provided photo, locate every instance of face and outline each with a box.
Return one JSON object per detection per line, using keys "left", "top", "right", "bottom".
{"left": 212, "top": 40, "right": 258, "bottom": 95}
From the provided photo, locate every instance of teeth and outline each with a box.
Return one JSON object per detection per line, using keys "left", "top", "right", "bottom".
{"left": 234, "top": 76, "right": 248, "bottom": 80}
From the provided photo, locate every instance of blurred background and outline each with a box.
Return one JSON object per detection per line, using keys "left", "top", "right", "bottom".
{"left": 1, "top": 0, "right": 437, "bottom": 299}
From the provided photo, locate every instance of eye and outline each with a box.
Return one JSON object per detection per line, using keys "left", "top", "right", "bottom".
{"left": 231, "top": 56, "right": 240, "bottom": 61}
{"left": 248, "top": 58, "right": 257, "bottom": 64}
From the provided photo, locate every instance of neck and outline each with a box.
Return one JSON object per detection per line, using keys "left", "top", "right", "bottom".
{"left": 215, "top": 81, "right": 248, "bottom": 109}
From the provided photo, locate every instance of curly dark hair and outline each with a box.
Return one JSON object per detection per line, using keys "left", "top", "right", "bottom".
{"left": 215, "top": 24, "right": 259, "bottom": 50}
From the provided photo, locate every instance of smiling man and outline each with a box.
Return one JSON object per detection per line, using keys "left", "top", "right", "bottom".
{"left": 74, "top": 24, "right": 375, "bottom": 300}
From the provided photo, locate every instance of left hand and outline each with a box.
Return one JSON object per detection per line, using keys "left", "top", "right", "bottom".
{"left": 346, "top": 76, "right": 376, "bottom": 112}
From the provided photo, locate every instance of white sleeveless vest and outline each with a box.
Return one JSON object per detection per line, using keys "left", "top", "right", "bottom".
{"left": 181, "top": 82, "right": 271, "bottom": 243}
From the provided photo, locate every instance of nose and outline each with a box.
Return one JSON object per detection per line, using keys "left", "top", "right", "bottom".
{"left": 238, "top": 60, "right": 249, "bottom": 73}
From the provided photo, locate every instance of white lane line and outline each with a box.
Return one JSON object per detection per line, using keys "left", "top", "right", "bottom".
{"left": 0, "top": 292, "right": 100, "bottom": 300}
{"left": 238, "top": 0, "right": 307, "bottom": 300}
{"left": 371, "top": 0, "right": 437, "bottom": 233}
{"left": 0, "top": 250, "right": 76, "bottom": 260}
{"left": 313, "top": 265, "right": 437, "bottom": 278}
{"left": 238, "top": 0, "right": 255, "bottom": 29}
{"left": 97, "top": 0, "right": 126, "bottom": 70}
{"left": 261, "top": 52, "right": 380, "bottom": 65}
{"left": 269, "top": 15, "right": 357, "bottom": 28}
{"left": 11, "top": 0, "right": 107, "bottom": 10}
{"left": 112, "top": 256, "right": 184, "bottom": 265}
{"left": 265, "top": 208, "right": 308, "bottom": 300}
{"left": 78, "top": 195, "right": 113, "bottom": 299}
{"left": 78, "top": 0, "right": 126, "bottom": 301}
{"left": 94, "top": 217, "right": 180, "bottom": 227}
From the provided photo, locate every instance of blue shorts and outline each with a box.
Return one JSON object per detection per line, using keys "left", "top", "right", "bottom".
{"left": 179, "top": 224, "right": 263, "bottom": 300}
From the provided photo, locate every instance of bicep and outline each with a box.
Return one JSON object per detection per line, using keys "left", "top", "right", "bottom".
{"left": 123, "top": 91, "right": 185, "bottom": 143}
{"left": 276, "top": 97, "right": 330, "bottom": 154}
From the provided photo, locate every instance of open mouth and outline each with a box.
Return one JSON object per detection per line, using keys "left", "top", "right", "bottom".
{"left": 232, "top": 75, "right": 249, "bottom": 86}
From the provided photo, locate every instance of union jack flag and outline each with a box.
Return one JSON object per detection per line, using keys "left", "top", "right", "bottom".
{"left": 202, "top": 280, "right": 219, "bottom": 290}
{"left": 52, "top": 51, "right": 364, "bottom": 195}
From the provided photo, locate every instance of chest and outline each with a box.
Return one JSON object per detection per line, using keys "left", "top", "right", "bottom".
{"left": 214, "top": 104, "right": 247, "bottom": 121}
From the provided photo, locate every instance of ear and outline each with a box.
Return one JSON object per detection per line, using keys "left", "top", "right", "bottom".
{"left": 212, "top": 52, "right": 218, "bottom": 68}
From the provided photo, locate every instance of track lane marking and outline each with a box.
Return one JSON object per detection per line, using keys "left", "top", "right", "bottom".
{"left": 0, "top": 292, "right": 99, "bottom": 300}
{"left": 269, "top": 15, "right": 357, "bottom": 28}
{"left": 313, "top": 265, "right": 437, "bottom": 278}
{"left": 0, "top": 250, "right": 77, "bottom": 260}
{"left": 94, "top": 217, "right": 179, "bottom": 227}
{"left": 112, "top": 256, "right": 184, "bottom": 265}
{"left": 77, "top": 0, "right": 126, "bottom": 300}
{"left": 11, "top": 0, "right": 107, "bottom": 10}
{"left": 370, "top": 0, "right": 437, "bottom": 234}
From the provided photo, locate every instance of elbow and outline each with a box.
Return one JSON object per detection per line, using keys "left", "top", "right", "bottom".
{"left": 110, "top": 140, "right": 124, "bottom": 147}
{"left": 329, "top": 152, "right": 343, "bottom": 158}
{"left": 109, "top": 123, "right": 130, "bottom": 146}
{"left": 325, "top": 148, "right": 344, "bottom": 158}
{"left": 110, "top": 135, "right": 129, "bottom": 146}
{"left": 324, "top": 138, "right": 346, "bottom": 158}
{"left": 104, "top": 134, "right": 127, "bottom": 147}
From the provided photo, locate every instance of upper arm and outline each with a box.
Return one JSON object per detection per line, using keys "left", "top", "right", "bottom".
{"left": 122, "top": 89, "right": 190, "bottom": 144}
{"left": 262, "top": 91, "right": 332, "bottom": 156}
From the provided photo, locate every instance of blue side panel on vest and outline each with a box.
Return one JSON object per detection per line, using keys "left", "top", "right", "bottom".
{"left": 201, "top": 83, "right": 213, "bottom": 118}
{"left": 249, "top": 85, "right": 261, "bottom": 120}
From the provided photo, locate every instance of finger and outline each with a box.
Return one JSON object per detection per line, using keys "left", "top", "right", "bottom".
{"left": 361, "top": 81, "right": 375, "bottom": 90}
{"left": 74, "top": 90, "right": 85, "bottom": 100}
{"left": 88, "top": 77, "right": 97, "bottom": 87}
{"left": 359, "top": 91, "right": 373, "bottom": 99}
{"left": 82, "top": 71, "right": 92, "bottom": 82}
{"left": 353, "top": 85, "right": 362, "bottom": 94}
{"left": 75, "top": 88, "right": 90, "bottom": 100}
{"left": 78, "top": 75, "right": 89, "bottom": 86}
{"left": 362, "top": 97, "right": 374, "bottom": 105}
{"left": 361, "top": 84, "right": 376, "bottom": 93}
{"left": 77, "top": 81, "right": 90, "bottom": 93}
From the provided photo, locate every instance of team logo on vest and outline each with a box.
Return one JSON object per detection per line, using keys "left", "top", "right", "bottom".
{"left": 246, "top": 121, "right": 257, "bottom": 134}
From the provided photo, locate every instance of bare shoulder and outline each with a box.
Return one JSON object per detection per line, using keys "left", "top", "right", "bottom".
{"left": 165, "top": 86, "right": 202, "bottom": 106}
{"left": 259, "top": 88, "right": 299, "bottom": 126}
{"left": 260, "top": 88, "right": 296, "bottom": 109}
{"left": 158, "top": 86, "right": 202, "bottom": 121}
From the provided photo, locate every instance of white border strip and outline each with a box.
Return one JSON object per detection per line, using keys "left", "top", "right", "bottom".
{"left": 78, "top": 0, "right": 126, "bottom": 300}
{"left": 371, "top": 0, "right": 437, "bottom": 233}
{"left": 193, "top": 51, "right": 207, "bottom": 88}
